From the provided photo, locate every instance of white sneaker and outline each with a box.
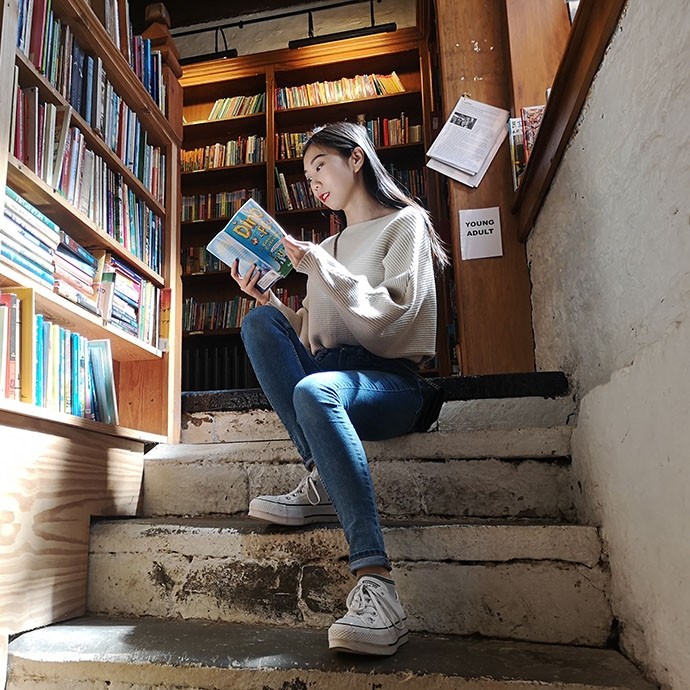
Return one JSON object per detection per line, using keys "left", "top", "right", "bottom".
{"left": 248, "top": 468, "right": 339, "bottom": 526}
{"left": 328, "top": 575, "right": 409, "bottom": 656}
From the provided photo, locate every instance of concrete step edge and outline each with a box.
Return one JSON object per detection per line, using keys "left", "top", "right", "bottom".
{"left": 89, "top": 518, "right": 602, "bottom": 567}
{"left": 7, "top": 617, "right": 655, "bottom": 690}
{"left": 152, "top": 426, "right": 573, "bottom": 463}
{"left": 181, "top": 405, "right": 576, "bottom": 444}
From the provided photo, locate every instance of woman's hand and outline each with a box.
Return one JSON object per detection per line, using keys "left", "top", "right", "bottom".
{"left": 230, "top": 259, "right": 271, "bottom": 305}
{"left": 282, "top": 235, "right": 313, "bottom": 268}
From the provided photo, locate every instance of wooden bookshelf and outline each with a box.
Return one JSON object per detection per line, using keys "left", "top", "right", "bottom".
{"left": 0, "top": 0, "right": 182, "bottom": 656}
{"left": 0, "top": 0, "right": 182, "bottom": 437}
{"left": 180, "top": 27, "right": 451, "bottom": 391}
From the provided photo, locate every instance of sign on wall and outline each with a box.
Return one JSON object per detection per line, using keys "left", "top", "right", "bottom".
{"left": 459, "top": 207, "right": 503, "bottom": 260}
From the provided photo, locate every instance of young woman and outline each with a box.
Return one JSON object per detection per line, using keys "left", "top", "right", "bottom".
{"left": 231, "top": 121, "right": 448, "bottom": 656}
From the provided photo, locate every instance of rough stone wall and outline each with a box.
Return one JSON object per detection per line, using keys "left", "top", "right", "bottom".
{"left": 527, "top": 1, "right": 690, "bottom": 688}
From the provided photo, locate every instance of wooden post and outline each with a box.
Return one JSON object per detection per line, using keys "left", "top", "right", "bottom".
{"left": 433, "top": 0, "right": 535, "bottom": 374}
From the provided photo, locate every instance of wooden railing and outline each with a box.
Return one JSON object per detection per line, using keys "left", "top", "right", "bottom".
{"left": 512, "top": 0, "right": 629, "bottom": 242}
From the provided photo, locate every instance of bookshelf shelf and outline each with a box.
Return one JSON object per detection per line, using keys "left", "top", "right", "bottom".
{"left": 182, "top": 112, "right": 266, "bottom": 137}
{"left": 181, "top": 162, "right": 266, "bottom": 178}
{"left": 184, "top": 328, "right": 240, "bottom": 338}
{"left": 274, "top": 91, "right": 422, "bottom": 129}
{"left": 5, "top": 158, "right": 165, "bottom": 287}
{"left": 0, "top": 395, "right": 165, "bottom": 443}
{"left": 0, "top": 264, "right": 161, "bottom": 361}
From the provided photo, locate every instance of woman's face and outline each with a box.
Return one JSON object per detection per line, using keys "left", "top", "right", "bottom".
{"left": 303, "top": 143, "right": 361, "bottom": 211}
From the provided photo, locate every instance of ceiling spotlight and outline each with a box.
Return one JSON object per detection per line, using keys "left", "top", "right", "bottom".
{"left": 179, "top": 27, "right": 238, "bottom": 66}
{"left": 289, "top": 0, "right": 396, "bottom": 50}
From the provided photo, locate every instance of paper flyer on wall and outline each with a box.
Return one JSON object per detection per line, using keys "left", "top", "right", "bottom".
{"left": 427, "top": 125, "right": 506, "bottom": 188}
{"left": 426, "top": 96, "right": 509, "bottom": 187}
{"left": 206, "top": 198, "right": 293, "bottom": 293}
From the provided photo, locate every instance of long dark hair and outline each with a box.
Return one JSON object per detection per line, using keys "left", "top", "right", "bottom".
{"left": 303, "top": 121, "right": 449, "bottom": 270}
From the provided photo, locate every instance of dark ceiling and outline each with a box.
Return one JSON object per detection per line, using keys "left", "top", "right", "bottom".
{"left": 130, "top": 0, "right": 308, "bottom": 33}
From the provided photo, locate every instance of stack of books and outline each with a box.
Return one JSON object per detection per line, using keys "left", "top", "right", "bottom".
{"left": 1, "top": 186, "right": 59, "bottom": 288}
{"left": 54, "top": 232, "right": 100, "bottom": 315}
{"left": 92, "top": 251, "right": 160, "bottom": 347}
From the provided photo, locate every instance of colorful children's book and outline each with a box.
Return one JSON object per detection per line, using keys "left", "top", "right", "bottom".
{"left": 206, "top": 198, "right": 293, "bottom": 294}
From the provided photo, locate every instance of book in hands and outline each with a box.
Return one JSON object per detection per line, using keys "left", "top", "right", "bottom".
{"left": 206, "top": 198, "right": 293, "bottom": 293}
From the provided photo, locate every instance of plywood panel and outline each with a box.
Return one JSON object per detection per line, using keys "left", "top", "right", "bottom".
{"left": 0, "top": 417, "right": 144, "bottom": 635}
{"left": 434, "top": 0, "right": 535, "bottom": 374}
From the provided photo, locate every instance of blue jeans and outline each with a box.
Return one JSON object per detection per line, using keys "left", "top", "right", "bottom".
{"left": 241, "top": 306, "right": 424, "bottom": 573}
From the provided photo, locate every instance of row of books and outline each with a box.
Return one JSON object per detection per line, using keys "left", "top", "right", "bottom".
{"left": 183, "top": 287, "right": 305, "bottom": 335}
{"left": 361, "top": 113, "right": 422, "bottom": 148}
{"left": 275, "top": 130, "right": 311, "bottom": 161}
{"left": 182, "top": 340, "right": 258, "bottom": 392}
{"left": 183, "top": 295, "right": 256, "bottom": 333}
{"left": 10, "top": 94, "right": 163, "bottom": 272}
{"left": 273, "top": 115, "right": 421, "bottom": 163}
{"left": 386, "top": 165, "right": 427, "bottom": 201}
{"left": 508, "top": 105, "right": 546, "bottom": 191}
{"left": 181, "top": 189, "right": 265, "bottom": 223}
{"left": 181, "top": 135, "right": 267, "bottom": 172}
{"left": 207, "top": 92, "right": 266, "bottom": 121}
{"left": 181, "top": 246, "right": 229, "bottom": 275}
{"left": 17, "top": 0, "right": 165, "bottom": 114}
{"left": 89, "top": 0, "right": 166, "bottom": 110}
{"left": 1, "top": 187, "right": 162, "bottom": 348}
{"left": 0, "top": 287, "right": 118, "bottom": 423}
{"left": 275, "top": 71, "right": 405, "bottom": 110}
{"left": 277, "top": 165, "right": 426, "bottom": 210}
{"left": 15, "top": 8, "right": 167, "bottom": 176}
{"left": 275, "top": 170, "right": 320, "bottom": 212}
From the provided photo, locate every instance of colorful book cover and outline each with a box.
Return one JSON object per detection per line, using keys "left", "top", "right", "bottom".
{"left": 521, "top": 104, "right": 546, "bottom": 162}
{"left": 206, "top": 198, "right": 292, "bottom": 294}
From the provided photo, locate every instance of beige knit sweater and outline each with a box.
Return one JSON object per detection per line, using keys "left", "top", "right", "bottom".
{"left": 269, "top": 206, "right": 437, "bottom": 363}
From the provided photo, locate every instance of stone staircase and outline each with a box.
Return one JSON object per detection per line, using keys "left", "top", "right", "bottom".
{"left": 6, "top": 374, "right": 657, "bottom": 689}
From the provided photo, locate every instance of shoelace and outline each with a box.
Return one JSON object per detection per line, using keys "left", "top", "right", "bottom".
{"left": 346, "top": 579, "right": 405, "bottom": 630}
{"left": 288, "top": 471, "right": 324, "bottom": 506}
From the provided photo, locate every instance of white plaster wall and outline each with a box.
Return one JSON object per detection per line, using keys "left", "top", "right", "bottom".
{"left": 571, "top": 319, "right": 690, "bottom": 689}
{"left": 527, "top": 1, "right": 690, "bottom": 688}
{"left": 173, "top": 0, "right": 415, "bottom": 60}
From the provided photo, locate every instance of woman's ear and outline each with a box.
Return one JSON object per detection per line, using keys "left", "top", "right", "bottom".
{"left": 350, "top": 146, "right": 365, "bottom": 173}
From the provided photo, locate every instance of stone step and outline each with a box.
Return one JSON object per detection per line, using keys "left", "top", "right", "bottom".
{"left": 180, "top": 372, "right": 572, "bottom": 414}
{"left": 142, "top": 430, "right": 576, "bottom": 520}
{"left": 181, "top": 393, "right": 577, "bottom": 444}
{"left": 6, "top": 616, "right": 655, "bottom": 690}
{"left": 87, "top": 518, "right": 612, "bottom": 646}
